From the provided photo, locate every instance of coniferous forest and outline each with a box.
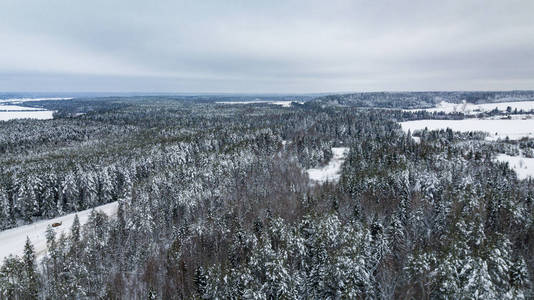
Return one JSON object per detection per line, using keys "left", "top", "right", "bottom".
{"left": 1, "top": 93, "right": 534, "bottom": 299}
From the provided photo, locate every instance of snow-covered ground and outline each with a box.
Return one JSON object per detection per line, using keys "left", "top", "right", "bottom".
{"left": 495, "top": 154, "right": 534, "bottom": 180}
{"left": 216, "top": 100, "right": 301, "bottom": 107}
{"left": 307, "top": 147, "right": 349, "bottom": 183}
{"left": 405, "top": 100, "right": 534, "bottom": 114}
{"left": 0, "top": 110, "right": 55, "bottom": 121}
{"left": 400, "top": 119, "right": 534, "bottom": 141}
{"left": 0, "top": 202, "right": 118, "bottom": 262}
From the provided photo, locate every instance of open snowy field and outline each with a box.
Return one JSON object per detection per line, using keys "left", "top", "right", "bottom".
{"left": 307, "top": 147, "right": 349, "bottom": 183}
{"left": 405, "top": 101, "right": 534, "bottom": 115}
{"left": 0, "top": 110, "right": 55, "bottom": 121}
{"left": 0, "top": 202, "right": 118, "bottom": 262}
{"left": 400, "top": 119, "right": 534, "bottom": 141}
{"left": 0, "top": 97, "right": 68, "bottom": 121}
{"left": 495, "top": 154, "right": 534, "bottom": 180}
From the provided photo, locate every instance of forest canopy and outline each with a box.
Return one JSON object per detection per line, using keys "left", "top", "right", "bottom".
{"left": 0, "top": 93, "right": 533, "bottom": 299}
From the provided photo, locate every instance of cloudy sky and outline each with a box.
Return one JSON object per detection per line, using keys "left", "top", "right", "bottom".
{"left": 0, "top": 0, "right": 533, "bottom": 93}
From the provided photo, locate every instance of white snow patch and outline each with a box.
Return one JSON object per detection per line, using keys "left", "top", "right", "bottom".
{"left": 400, "top": 119, "right": 534, "bottom": 141}
{"left": 0, "top": 110, "right": 55, "bottom": 121}
{"left": 495, "top": 154, "right": 534, "bottom": 180}
{"left": 405, "top": 100, "right": 534, "bottom": 115}
{"left": 0, "top": 202, "right": 118, "bottom": 262}
{"left": 307, "top": 147, "right": 349, "bottom": 183}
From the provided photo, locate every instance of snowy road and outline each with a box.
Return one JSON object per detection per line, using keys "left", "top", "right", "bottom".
{"left": 0, "top": 202, "right": 118, "bottom": 262}
{"left": 307, "top": 147, "right": 349, "bottom": 183}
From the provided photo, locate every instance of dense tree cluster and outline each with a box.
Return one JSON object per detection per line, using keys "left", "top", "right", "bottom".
{"left": 312, "top": 91, "right": 534, "bottom": 109}
{"left": 0, "top": 95, "right": 533, "bottom": 298}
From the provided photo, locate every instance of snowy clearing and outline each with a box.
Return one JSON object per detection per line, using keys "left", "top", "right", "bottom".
{"left": 400, "top": 119, "right": 534, "bottom": 141}
{"left": 405, "top": 100, "right": 534, "bottom": 115}
{"left": 307, "top": 147, "right": 349, "bottom": 183}
{"left": 0, "top": 97, "right": 65, "bottom": 120}
{"left": 216, "top": 100, "right": 301, "bottom": 107}
{"left": 495, "top": 154, "right": 534, "bottom": 180}
{"left": 0, "top": 110, "right": 55, "bottom": 121}
{"left": 0, "top": 202, "right": 118, "bottom": 262}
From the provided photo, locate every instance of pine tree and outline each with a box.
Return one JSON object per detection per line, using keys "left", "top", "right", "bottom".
{"left": 22, "top": 237, "right": 39, "bottom": 299}
{"left": 509, "top": 256, "right": 530, "bottom": 299}
{"left": 18, "top": 182, "right": 37, "bottom": 223}
{"left": 0, "top": 190, "right": 9, "bottom": 230}
{"left": 0, "top": 255, "right": 24, "bottom": 298}
{"left": 62, "top": 173, "right": 78, "bottom": 212}
{"left": 44, "top": 225, "right": 60, "bottom": 298}
{"left": 194, "top": 266, "right": 208, "bottom": 297}
{"left": 71, "top": 214, "right": 81, "bottom": 244}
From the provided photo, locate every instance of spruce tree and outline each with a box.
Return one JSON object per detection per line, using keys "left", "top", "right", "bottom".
{"left": 22, "top": 237, "right": 39, "bottom": 299}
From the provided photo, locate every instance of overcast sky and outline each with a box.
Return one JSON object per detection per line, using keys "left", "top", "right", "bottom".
{"left": 0, "top": 0, "right": 533, "bottom": 93}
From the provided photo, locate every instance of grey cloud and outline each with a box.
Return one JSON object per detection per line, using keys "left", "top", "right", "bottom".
{"left": 0, "top": 0, "right": 533, "bottom": 93}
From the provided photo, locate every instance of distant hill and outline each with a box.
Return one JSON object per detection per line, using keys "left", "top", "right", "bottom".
{"left": 311, "top": 91, "right": 534, "bottom": 109}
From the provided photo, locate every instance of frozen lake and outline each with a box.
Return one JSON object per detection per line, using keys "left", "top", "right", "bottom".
{"left": 0, "top": 97, "right": 70, "bottom": 121}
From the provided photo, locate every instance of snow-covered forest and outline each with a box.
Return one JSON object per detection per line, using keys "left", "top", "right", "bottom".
{"left": 1, "top": 92, "right": 534, "bottom": 299}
